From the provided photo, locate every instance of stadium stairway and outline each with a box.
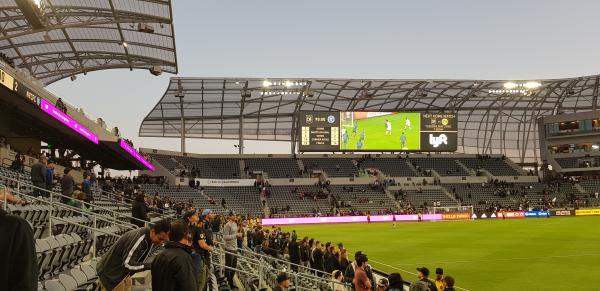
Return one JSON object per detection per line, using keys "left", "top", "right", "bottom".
{"left": 454, "top": 160, "right": 476, "bottom": 176}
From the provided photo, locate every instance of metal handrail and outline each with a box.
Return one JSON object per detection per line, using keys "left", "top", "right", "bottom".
{"left": 212, "top": 239, "right": 349, "bottom": 288}
{"left": 5, "top": 181, "right": 138, "bottom": 231}
{"left": 212, "top": 242, "right": 348, "bottom": 291}
{"left": 0, "top": 173, "right": 150, "bottom": 227}
{"left": 94, "top": 186, "right": 173, "bottom": 220}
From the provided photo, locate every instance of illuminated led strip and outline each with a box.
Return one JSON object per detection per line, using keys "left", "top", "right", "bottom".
{"left": 40, "top": 99, "right": 99, "bottom": 144}
{"left": 262, "top": 214, "right": 443, "bottom": 225}
{"left": 119, "top": 139, "right": 154, "bottom": 171}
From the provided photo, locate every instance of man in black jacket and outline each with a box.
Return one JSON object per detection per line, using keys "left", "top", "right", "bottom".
{"left": 312, "top": 241, "right": 324, "bottom": 275}
{"left": 288, "top": 237, "right": 300, "bottom": 272}
{"left": 30, "top": 156, "right": 47, "bottom": 197}
{"left": 97, "top": 219, "right": 171, "bottom": 290}
{"left": 151, "top": 221, "right": 197, "bottom": 291}
{"left": 131, "top": 193, "right": 149, "bottom": 228}
{"left": 0, "top": 208, "right": 37, "bottom": 291}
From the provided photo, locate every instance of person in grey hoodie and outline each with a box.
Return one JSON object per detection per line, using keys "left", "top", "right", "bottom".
{"left": 222, "top": 211, "right": 240, "bottom": 289}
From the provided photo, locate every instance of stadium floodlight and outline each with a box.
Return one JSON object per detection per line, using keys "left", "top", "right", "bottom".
{"left": 121, "top": 41, "right": 129, "bottom": 48}
{"left": 16, "top": 0, "right": 48, "bottom": 29}
{"left": 263, "top": 80, "right": 272, "bottom": 87}
{"left": 503, "top": 82, "right": 518, "bottom": 89}
{"left": 524, "top": 81, "right": 541, "bottom": 89}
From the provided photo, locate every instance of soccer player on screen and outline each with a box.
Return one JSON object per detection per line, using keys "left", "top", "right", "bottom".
{"left": 404, "top": 117, "right": 412, "bottom": 131}
{"left": 385, "top": 119, "right": 392, "bottom": 135}
{"left": 342, "top": 129, "right": 349, "bottom": 150}
{"left": 352, "top": 121, "right": 358, "bottom": 136}
{"left": 360, "top": 129, "right": 365, "bottom": 142}
{"left": 357, "top": 140, "right": 364, "bottom": 150}
{"left": 400, "top": 132, "right": 407, "bottom": 149}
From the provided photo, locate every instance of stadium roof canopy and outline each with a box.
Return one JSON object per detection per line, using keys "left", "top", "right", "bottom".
{"left": 139, "top": 76, "right": 600, "bottom": 163}
{"left": 0, "top": 0, "right": 177, "bottom": 84}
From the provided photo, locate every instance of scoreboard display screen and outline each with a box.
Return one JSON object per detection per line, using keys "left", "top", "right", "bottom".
{"left": 299, "top": 112, "right": 340, "bottom": 151}
{"left": 298, "top": 111, "right": 457, "bottom": 152}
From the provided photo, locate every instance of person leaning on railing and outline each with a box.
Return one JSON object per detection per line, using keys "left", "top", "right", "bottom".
{"left": 0, "top": 186, "right": 26, "bottom": 206}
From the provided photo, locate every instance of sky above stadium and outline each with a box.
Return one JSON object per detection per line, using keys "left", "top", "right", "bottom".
{"left": 48, "top": 0, "right": 600, "bottom": 156}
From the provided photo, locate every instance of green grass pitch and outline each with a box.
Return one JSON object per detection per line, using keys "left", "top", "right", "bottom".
{"left": 340, "top": 113, "right": 421, "bottom": 151}
{"left": 283, "top": 217, "right": 600, "bottom": 291}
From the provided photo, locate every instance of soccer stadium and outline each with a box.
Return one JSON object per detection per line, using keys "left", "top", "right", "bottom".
{"left": 1, "top": 1, "right": 600, "bottom": 291}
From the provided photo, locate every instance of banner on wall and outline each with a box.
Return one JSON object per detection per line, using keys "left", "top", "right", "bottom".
{"left": 575, "top": 208, "right": 600, "bottom": 216}
{"left": 194, "top": 178, "right": 255, "bottom": 187}
{"left": 496, "top": 211, "right": 525, "bottom": 219}
{"left": 524, "top": 211, "right": 550, "bottom": 218}
{"left": 442, "top": 213, "right": 472, "bottom": 220}
{"left": 262, "top": 214, "right": 443, "bottom": 226}
{"left": 550, "top": 210, "right": 574, "bottom": 216}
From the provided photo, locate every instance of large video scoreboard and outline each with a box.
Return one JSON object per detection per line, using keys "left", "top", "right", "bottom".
{"left": 298, "top": 111, "right": 457, "bottom": 152}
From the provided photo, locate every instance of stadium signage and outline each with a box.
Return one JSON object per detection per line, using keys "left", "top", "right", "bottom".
{"left": 429, "top": 133, "right": 448, "bottom": 148}
{"left": 119, "top": 139, "right": 154, "bottom": 171}
{"left": 194, "top": 178, "right": 255, "bottom": 187}
{"left": 40, "top": 99, "right": 99, "bottom": 144}
{"left": 497, "top": 211, "right": 525, "bottom": 218}
{"left": 262, "top": 214, "right": 444, "bottom": 225}
{"left": 575, "top": 208, "right": 600, "bottom": 216}
{"left": 524, "top": 211, "right": 550, "bottom": 218}
{"left": 0, "top": 68, "right": 15, "bottom": 90}
{"left": 550, "top": 210, "right": 574, "bottom": 216}
{"left": 441, "top": 212, "right": 472, "bottom": 220}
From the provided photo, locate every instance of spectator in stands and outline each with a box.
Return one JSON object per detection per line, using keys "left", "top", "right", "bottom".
{"left": 60, "top": 168, "right": 74, "bottom": 204}
{"left": 387, "top": 273, "right": 404, "bottom": 291}
{"left": 273, "top": 272, "right": 291, "bottom": 291}
{"left": 253, "top": 226, "right": 265, "bottom": 253}
{"left": 0, "top": 207, "right": 38, "bottom": 291}
{"left": 97, "top": 219, "right": 171, "bottom": 291}
{"left": 300, "top": 237, "right": 310, "bottom": 267}
{"left": 151, "top": 221, "right": 197, "bottom": 291}
{"left": 288, "top": 236, "right": 300, "bottom": 271}
{"left": 55, "top": 98, "right": 67, "bottom": 113}
{"left": 45, "top": 162, "right": 55, "bottom": 191}
{"left": 377, "top": 278, "right": 389, "bottom": 291}
{"left": 353, "top": 254, "right": 372, "bottom": 291}
{"left": 132, "top": 193, "right": 149, "bottom": 227}
{"left": 184, "top": 210, "right": 212, "bottom": 290}
{"left": 415, "top": 267, "right": 437, "bottom": 291}
{"left": 434, "top": 268, "right": 445, "bottom": 291}
{"left": 339, "top": 248, "right": 349, "bottom": 273}
{"left": 325, "top": 245, "right": 341, "bottom": 274}
{"left": 223, "top": 211, "right": 240, "bottom": 289}
{"left": 0, "top": 186, "right": 26, "bottom": 205}
{"left": 198, "top": 209, "right": 216, "bottom": 291}
{"left": 31, "top": 156, "right": 47, "bottom": 197}
{"left": 68, "top": 190, "right": 86, "bottom": 211}
{"left": 10, "top": 153, "right": 25, "bottom": 173}
{"left": 331, "top": 270, "right": 346, "bottom": 291}
{"left": 82, "top": 173, "right": 93, "bottom": 203}
{"left": 442, "top": 276, "right": 455, "bottom": 291}
{"left": 409, "top": 281, "right": 428, "bottom": 291}
{"left": 312, "top": 241, "right": 324, "bottom": 273}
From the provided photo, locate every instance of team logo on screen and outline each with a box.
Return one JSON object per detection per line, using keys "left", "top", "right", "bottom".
{"left": 327, "top": 115, "right": 336, "bottom": 124}
{"left": 429, "top": 134, "right": 448, "bottom": 148}
{"left": 305, "top": 115, "right": 313, "bottom": 124}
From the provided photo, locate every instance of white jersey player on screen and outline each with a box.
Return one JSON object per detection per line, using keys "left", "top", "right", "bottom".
{"left": 385, "top": 120, "right": 392, "bottom": 135}
{"left": 404, "top": 117, "right": 412, "bottom": 131}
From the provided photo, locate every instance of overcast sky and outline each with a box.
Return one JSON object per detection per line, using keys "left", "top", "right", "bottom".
{"left": 48, "top": 0, "right": 600, "bottom": 155}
